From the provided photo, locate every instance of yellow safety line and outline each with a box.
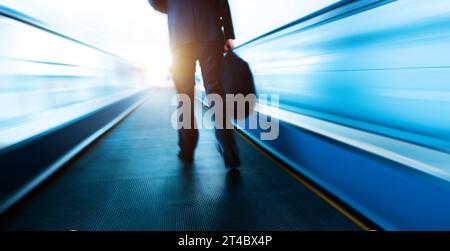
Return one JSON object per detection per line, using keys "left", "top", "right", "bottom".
{"left": 236, "top": 130, "right": 374, "bottom": 231}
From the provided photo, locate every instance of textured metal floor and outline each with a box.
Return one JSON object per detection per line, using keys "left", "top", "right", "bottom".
{"left": 0, "top": 88, "right": 360, "bottom": 231}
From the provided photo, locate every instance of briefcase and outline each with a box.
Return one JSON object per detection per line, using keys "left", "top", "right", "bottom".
{"left": 221, "top": 51, "right": 257, "bottom": 119}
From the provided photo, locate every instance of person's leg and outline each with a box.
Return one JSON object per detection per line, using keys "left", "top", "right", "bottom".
{"left": 172, "top": 44, "right": 198, "bottom": 161}
{"left": 197, "top": 42, "right": 240, "bottom": 167}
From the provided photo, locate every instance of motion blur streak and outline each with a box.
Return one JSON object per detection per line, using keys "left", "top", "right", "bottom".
{"left": 225, "top": 0, "right": 450, "bottom": 230}
{"left": 238, "top": 0, "right": 450, "bottom": 152}
{"left": 0, "top": 5, "right": 148, "bottom": 149}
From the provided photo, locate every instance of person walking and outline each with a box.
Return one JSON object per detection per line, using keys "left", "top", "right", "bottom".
{"left": 148, "top": 0, "right": 241, "bottom": 167}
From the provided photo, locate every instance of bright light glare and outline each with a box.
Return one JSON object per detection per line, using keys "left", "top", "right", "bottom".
{"left": 1, "top": 0, "right": 172, "bottom": 83}
{"left": 1, "top": 0, "right": 342, "bottom": 83}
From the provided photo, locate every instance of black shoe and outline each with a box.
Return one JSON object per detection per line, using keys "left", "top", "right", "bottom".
{"left": 217, "top": 144, "right": 241, "bottom": 168}
{"left": 224, "top": 156, "right": 241, "bottom": 168}
{"left": 178, "top": 151, "right": 194, "bottom": 163}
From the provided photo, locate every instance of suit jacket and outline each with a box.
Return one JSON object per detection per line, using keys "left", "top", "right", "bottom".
{"left": 149, "top": 0, "right": 235, "bottom": 49}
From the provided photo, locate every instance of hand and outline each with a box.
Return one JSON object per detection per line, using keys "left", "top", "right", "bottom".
{"left": 224, "top": 39, "right": 235, "bottom": 52}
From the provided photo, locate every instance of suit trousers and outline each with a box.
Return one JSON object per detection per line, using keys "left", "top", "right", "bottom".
{"left": 171, "top": 41, "right": 238, "bottom": 156}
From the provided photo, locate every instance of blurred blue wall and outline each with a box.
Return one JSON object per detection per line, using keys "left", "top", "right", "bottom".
{"left": 0, "top": 5, "right": 147, "bottom": 149}
{"left": 237, "top": 0, "right": 450, "bottom": 152}
{"left": 231, "top": 0, "right": 450, "bottom": 230}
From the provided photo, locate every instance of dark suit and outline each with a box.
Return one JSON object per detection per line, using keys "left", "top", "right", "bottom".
{"left": 149, "top": 0, "right": 240, "bottom": 165}
{"left": 149, "top": 0, "right": 235, "bottom": 49}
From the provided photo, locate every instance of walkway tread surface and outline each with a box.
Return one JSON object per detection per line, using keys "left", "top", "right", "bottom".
{"left": 0, "top": 88, "right": 359, "bottom": 231}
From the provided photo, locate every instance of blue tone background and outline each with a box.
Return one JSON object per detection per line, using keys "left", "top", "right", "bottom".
{"left": 235, "top": 0, "right": 450, "bottom": 153}
{"left": 230, "top": 0, "right": 450, "bottom": 230}
{"left": 2, "top": 0, "right": 450, "bottom": 230}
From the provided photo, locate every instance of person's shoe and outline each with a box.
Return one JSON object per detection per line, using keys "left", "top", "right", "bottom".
{"left": 178, "top": 151, "right": 194, "bottom": 163}
{"left": 224, "top": 155, "right": 241, "bottom": 168}
{"left": 217, "top": 144, "right": 241, "bottom": 168}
